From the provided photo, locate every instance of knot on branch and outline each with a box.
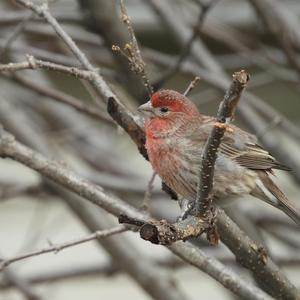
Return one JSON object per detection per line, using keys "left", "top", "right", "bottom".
{"left": 232, "top": 69, "right": 250, "bottom": 86}
{"left": 140, "top": 221, "right": 177, "bottom": 245}
{"left": 119, "top": 214, "right": 216, "bottom": 245}
{"left": 26, "top": 54, "right": 37, "bottom": 69}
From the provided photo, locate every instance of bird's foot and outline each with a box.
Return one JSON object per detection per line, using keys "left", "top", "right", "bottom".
{"left": 177, "top": 200, "right": 195, "bottom": 221}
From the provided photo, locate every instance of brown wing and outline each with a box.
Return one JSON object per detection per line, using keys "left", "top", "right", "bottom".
{"left": 220, "top": 142, "right": 290, "bottom": 171}
{"left": 192, "top": 117, "right": 290, "bottom": 171}
{"left": 219, "top": 125, "right": 290, "bottom": 171}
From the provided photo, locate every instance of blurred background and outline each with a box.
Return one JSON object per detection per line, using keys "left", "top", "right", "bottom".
{"left": 0, "top": 0, "right": 300, "bottom": 299}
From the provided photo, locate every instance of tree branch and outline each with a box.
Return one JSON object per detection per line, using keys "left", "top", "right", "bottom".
{"left": 119, "top": 214, "right": 208, "bottom": 245}
{"left": 78, "top": 0, "right": 147, "bottom": 100}
{"left": 154, "top": 0, "right": 217, "bottom": 89}
{"left": 183, "top": 76, "right": 201, "bottom": 96}
{"left": 196, "top": 70, "right": 250, "bottom": 217}
{"left": 169, "top": 242, "right": 273, "bottom": 300}
{"left": 11, "top": 74, "right": 113, "bottom": 125}
{"left": 117, "top": 0, "right": 153, "bottom": 96}
{"left": 0, "top": 55, "right": 94, "bottom": 80}
{"left": 0, "top": 226, "right": 126, "bottom": 271}
{"left": 216, "top": 209, "right": 300, "bottom": 300}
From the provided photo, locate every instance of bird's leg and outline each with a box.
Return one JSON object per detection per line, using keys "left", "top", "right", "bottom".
{"left": 177, "top": 198, "right": 195, "bottom": 221}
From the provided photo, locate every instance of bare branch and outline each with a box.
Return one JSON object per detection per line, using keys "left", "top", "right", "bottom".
{"left": 117, "top": 0, "right": 153, "bottom": 96}
{"left": 119, "top": 214, "right": 208, "bottom": 245}
{"left": 183, "top": 76, "right": 201, "bottom": 96}
{"left": 196, "top": 70, "right": 250, "bottom": 218}
{"left": 0, "top": 226, "right": 126, "bottom": 271}
{"left": 248, "top": 0, "right": 300, "bottom": 75}
{"left": 0, "top": 182, "right": 41, "bottom": 201}
{"left": 0, "top": 12, "right": 33, "bottom": 59}
{"left": 11, "top": 74, "right": 113, "bottom": 125}
{"left": 169, "top": 242, "right": 273, "bottom": 300}
{"left": 154, "top": 0, "right": 217, "bottom": 88}
{"left": 216, "top": 208, "right": 299, "bottom": 299}
{"left": 78, "top": 0, "right": 146, "bottom": 99}
{"left": 146, "top": 0, "right": 224, "bottom": 75}
{"left": 0, "top": 262, "right": 119, "bottom": 288}
{"left": 0, "top": 55, "right": 94, "bottom": 79}
{"left": 119, "top": 216, "right": 273, "bottom": 300}
{"left": 142, "top": 171, "right": 156, "bottom": 210}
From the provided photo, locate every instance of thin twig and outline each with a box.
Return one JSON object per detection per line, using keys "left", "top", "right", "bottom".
{"left": 0, "top": 55, "right": 94, "bottom": 80}
{"left": 11, "top": 74, "right": 113, "bottom": 125}
{"left": 0, "top": 12, "right": 33, "bottom": 59}
{"left": 183, "top": 76, "right": 201, "bottom": 96}
{"left": 14, "top": 0, "right": 145, "bottom": 157}
{"left": 113, "top": 0, "right": 153, "bottom": 96}
{"left": 0, "top": 262, "right": 119, "bottom": 288}
{"left": 142, "top": 172, "right": 157, "bottom": 210}
{"left": 154, "top": 0, "right": 217, "bottom": 88}
{"left": 146, "top": 0, "right": 224, "bottom": 75}
{"left": 0, "top": 10, "right": 82, "bottom": 25}
{"left": 248, "top": 0, "right": 300, "bottom": 76}
{"left": 0, "top": 226, "right": 126, "bottom": 271}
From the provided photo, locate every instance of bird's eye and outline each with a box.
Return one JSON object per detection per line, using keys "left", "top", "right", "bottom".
{"left": 160, "top": 107, "right": 169, "bottom": 113}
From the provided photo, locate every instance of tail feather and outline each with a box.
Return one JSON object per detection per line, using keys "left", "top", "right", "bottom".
{"left": 252, "top": 172, "right": 300, "bottom": 226}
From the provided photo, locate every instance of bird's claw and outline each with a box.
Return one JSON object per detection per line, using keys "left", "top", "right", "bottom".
{"left": 177, "top": 201, "right": 195, "bottom": 221}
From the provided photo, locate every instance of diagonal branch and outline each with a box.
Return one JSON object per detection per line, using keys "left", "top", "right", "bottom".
{"left": 154, "top": 0, "right": 218, "bottom": 89}
{"left": 117, "top": 0, "right": 153, "bottom": 97}
{"left": 0, "top": 226, "right": 126, "bottom": 271}
{"left": 196, "top": 70, "right": 250, "bottom": 217}
{"left": 183, "top": 76, "right": 201, "bottom": 96}
{"left": 169, "top": 242, "right": 273, "bottom": 300}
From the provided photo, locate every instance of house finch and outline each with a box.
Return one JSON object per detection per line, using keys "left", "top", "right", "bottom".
{"left": 138, "top": 89, "right": 300, "bottom": 225}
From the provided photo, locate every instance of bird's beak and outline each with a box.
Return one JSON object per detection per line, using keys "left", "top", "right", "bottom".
{"left": 137, "top": 101, "right": 154, "bottom": 116}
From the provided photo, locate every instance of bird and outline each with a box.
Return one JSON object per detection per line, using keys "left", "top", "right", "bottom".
{"left": 138, "top": 89, "right": 300, "bottom": 225}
